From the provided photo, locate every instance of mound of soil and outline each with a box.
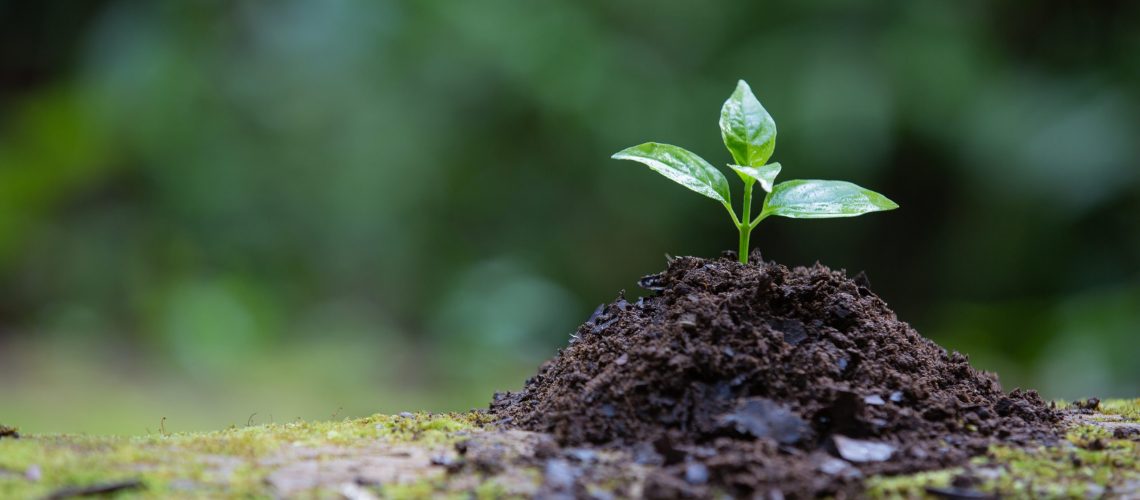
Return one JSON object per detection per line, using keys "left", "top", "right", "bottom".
{"left": 491, "top": 252, "right": 1060, "bottom": 497}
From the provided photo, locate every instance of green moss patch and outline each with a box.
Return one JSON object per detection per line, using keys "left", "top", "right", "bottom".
{"left": 0, "top": 412, "right": 488, "bottom": 499}
{"left": 868, "top": 403, "right": 1140, "bottom": 499}
{"left": 1100, "top": 399, "right": 1140, "bottom": 422}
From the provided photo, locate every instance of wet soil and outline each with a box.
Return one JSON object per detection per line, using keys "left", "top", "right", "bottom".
{"left": 490, "top": 251, "right": 1061, "bottom": 497}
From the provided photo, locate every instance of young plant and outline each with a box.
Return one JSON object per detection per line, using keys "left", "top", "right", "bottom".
{"left": 613, "top": 80, "right": 898, "bottom": 264}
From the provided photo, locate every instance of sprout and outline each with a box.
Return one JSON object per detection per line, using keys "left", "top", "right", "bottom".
{"left": 613, "top": 80, "right": 898, "bottom": 264}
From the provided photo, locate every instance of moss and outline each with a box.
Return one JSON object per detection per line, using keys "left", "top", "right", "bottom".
{"left": 474, "top": 479, "right": 510, "bottom": 499}
{"left": 1065, "top": 424, "right": 1114, "bottom": 447}
{"left": 982, "top": 439, "right": 1138, "bottom": 498}
{"left": 374, "top": 412, "right": 489, "bottom": 446}
{"left": 380, "top": 479, "right": 449, "bottom": 500}
{"left": 865, "top": 469, "right": 956, "bottom": 499}
{"left": 1099, "top": 398, "right": 1140, "bottom": 422}
{"left": 867, "top": 402, "right": 1140, "bottom": 499}
{"left": 1055, "top": 398, "right": 1140, "bottom": 422}
{"left": 0, "top": 411, "right": 488, "bottom": 499}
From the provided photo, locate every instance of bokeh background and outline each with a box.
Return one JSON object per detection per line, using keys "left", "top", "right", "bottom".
{"left": 1, "top": 1, "right": 1137, "bottom": 435}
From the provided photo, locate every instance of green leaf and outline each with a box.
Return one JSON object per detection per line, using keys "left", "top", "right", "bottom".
{"left": 612, "top": 142, "right": 731, "bottom": 204}
{"left": 762, "top": 180, "right": 898, "bottom": 219}
{"left": 729, "top": 163, "right": 782, "bottom": 192}
{"left": 720, "top": 80, "right": 777, "bottom": 167}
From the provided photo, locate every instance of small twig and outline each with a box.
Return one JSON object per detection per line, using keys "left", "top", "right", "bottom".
{"left": 159, "top": 417, "right": 168, "bottom": 437}
{"left": 44, "top": 479, "right": 143, "bottom": 499}
{"left": 247, "top": 413, "right": 258, "bottom": 427}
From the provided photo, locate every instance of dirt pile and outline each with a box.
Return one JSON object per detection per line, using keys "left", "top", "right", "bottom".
{"left": 490, "top": 251, "right": 1060, "bottom": 497}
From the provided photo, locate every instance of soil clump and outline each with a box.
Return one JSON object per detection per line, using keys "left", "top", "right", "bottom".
{"left": 491, "top": 251, "right": 1060, "bottom": 497}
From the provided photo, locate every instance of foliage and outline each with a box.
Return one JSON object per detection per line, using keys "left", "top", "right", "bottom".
{"left": 1, "top": 1, "right": 1139, "bottom": 431}
{"left": 613, "top": 81, "right": 897, "bottom": 263}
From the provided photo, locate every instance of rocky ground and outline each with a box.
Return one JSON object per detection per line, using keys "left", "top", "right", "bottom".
{"left": 3, "top": 256, "right": 1137, "bottom": 498}
{"left": 0, "top": 399, "right": 1137, "bottom": 499}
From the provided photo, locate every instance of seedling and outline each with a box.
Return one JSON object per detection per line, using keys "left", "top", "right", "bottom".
{"left": 613, "top": 80, "right": 898, "bottom": 264}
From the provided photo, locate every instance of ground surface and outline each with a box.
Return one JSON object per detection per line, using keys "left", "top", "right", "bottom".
{"left": 3, "top": 256, "right": 1136, "bottom": 498}
{"left": 0, "top": 400, "right": 1137, "bottom": 499}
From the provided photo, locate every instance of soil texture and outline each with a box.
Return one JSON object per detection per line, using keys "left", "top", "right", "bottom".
{"left": 491, "top": 251, "right": 1061, "bottom": 497}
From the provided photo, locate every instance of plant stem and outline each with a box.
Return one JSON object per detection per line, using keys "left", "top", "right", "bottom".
{"left": 738, "top": 182, "right": 753, "bottom": 264}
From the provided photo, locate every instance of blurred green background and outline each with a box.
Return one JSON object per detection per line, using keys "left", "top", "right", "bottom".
{"left": 1, "top": 1, "right": 1137, "bottom": 435}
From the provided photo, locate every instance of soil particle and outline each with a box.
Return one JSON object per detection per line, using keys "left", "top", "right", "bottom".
{"left": 1073, "top": 397, "right": 1101, "bottom": 411}
{"left": 491, "top": 251, "right": 1060, "bottom": 497}
{"left": 0, "top": 425, "right": 18, "bottom": 439}
{"left": 718, "top": 398, "right": 809, "bottom": 444}
{"left": 830, "top": 435, "right": 895, "bottom": 463}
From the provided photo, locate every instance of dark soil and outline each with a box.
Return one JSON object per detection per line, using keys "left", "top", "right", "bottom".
{"left": 490, "top": 251, "right": 1060, "bottom": 498}
{"left": 0, "top": 425, "right": 17, "bottom": 439}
